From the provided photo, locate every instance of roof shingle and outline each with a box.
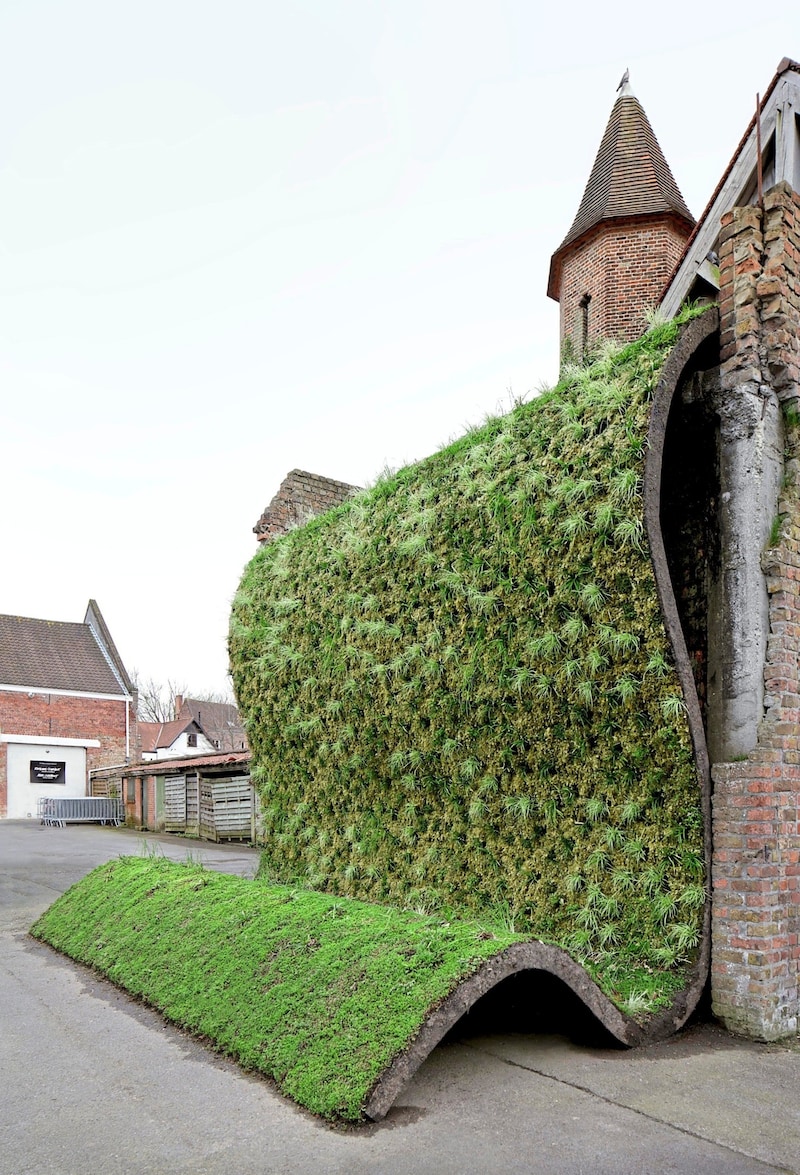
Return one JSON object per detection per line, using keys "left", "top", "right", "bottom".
{"left": 553, "top": 92, "right": 694, "bottom": 261}
{"left": 0, "top": 613, "right": 128, "bottom": 695}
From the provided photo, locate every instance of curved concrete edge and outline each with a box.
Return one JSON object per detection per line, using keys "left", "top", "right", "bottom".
{"left": 363, "top": 941, "right": 644, "bottom": 1121}
{"left": 643, "top": 307, "right": 719, "bottom": 1040}
{"left": 364, "top": 311, "right": 721, "bottom": 1124}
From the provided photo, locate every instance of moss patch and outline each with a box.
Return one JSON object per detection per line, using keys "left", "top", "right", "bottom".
{"left": 31, "top": 855, "right": 524, "bottom": 1121}
{"left": 230, "top": 308, "right": 711, "bottom": 1006}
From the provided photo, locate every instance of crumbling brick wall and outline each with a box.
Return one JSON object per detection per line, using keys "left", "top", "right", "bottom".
{"left": 253, "top": 469, "right": 361, "bottom": 544}
{"left": 712, "top": 182, "right": 800, "bottom": 1039}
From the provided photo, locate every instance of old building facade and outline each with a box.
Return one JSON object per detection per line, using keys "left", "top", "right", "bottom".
{"left": 0, "top": 600, "right": 135, "bottom": 819}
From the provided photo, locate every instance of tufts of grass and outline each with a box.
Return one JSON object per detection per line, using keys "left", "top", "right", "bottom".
{"left": 229, "top": 304, "right": 711, "bottom": 1013}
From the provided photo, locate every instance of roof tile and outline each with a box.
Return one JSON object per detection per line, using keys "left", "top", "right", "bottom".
{"left": 555, "top": 93, "right": 694, "bottom": 257}
{"left": 0, "top": 613, "right": 127, "bottom": 695}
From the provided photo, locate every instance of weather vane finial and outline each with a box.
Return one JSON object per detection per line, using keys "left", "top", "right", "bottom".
{"left": 617, "top": 67, "right": 630, "bottom": 93}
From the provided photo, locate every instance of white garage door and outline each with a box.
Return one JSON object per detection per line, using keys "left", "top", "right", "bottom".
{"left": 6, "top": 743, "right": 87, "bottom": 819}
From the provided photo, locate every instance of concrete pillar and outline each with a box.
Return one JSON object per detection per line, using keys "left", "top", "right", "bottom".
{"left": 711, "top": 184, "right": 800, "bottom": 1040}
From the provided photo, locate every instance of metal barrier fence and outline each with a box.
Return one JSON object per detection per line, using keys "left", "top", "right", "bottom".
{"left": 38, "top": 796, "right": 124, "bottom": 827}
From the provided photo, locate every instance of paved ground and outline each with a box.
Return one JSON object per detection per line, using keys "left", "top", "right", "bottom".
{"left": 2, "top": 820, "right": 799, "bottom": 1174}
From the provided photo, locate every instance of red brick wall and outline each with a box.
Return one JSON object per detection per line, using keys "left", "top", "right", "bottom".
{"left": 254, "top": 470, "right": 360, "bottom": 543}
{"left": 128, "top": 773, "right": 157, "bottom": 830}
{"left": 558, "top": 216, "right": 691, "bottom": 356}
{"left": 0, "top": 690, "right": 131, "bottom": 818}
{"left": 712, "top": 183, "right": 800, "bottom": 1039}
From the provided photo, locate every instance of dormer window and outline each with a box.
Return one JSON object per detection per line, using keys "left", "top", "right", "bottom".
{"left": 187, "top": 733, "right": 197, "bottom": 748}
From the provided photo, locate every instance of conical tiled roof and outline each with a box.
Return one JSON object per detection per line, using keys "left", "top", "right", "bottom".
{"left": 548, "top": 90, "right": 694, "bottom": 298}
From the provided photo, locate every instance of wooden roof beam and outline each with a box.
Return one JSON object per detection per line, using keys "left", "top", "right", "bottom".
{"left": 661, "top": 65, "right": 800, "bottom": 319}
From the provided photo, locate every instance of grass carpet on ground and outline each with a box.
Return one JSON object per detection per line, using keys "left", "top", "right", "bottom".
{"left": 30, "top": 854, "right": 526, "bottom": 1121}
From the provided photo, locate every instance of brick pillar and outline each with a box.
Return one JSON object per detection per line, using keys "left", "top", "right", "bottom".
{"left": 711, "top": 183, "right": 800, "bottom": 1039}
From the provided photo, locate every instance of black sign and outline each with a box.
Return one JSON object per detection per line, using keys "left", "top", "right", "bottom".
{"left": 30, "top": 760, "right": 66, "bottom": 785}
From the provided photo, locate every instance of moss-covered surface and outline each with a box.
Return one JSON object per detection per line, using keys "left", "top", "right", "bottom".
{"left": 30, "top": 855, "right": 525, "bottom": 1121}
{"left": 230, "top": 308, "right": 711, "bottom": 1008}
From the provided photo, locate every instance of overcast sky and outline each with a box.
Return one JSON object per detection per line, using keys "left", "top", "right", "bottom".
{"left": 0, "top": 1, "right": 794, "bottom": 696}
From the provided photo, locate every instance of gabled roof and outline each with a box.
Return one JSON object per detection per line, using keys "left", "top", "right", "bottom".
{"left": 660, "top": 58, "right": 800, "bottom": 317}
{"left": 138, "top": 718, "right": 202, "bottom": 753}
{"left": 178, "top": 697, "right": 248, "bottom": 751}
{"left": 548, "top": 85, "right": 694, "bottom": 299}
{"left": 0, "top": 606, "right": 131, "bottom": 696}
{"left": 84, "top": 599, "right": 134, "bottom": 694}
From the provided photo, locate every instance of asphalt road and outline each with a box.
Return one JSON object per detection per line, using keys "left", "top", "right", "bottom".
{"left": 2, "top": 820, "right": 799, "bottom": 1174}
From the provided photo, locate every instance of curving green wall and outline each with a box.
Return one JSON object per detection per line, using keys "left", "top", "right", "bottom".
{"left": 230, "top": 309, "right": 709, "bottom": 1008}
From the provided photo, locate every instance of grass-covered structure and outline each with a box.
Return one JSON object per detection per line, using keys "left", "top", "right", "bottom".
{"left": 30, "top": 856, "right": 527, "bottom": 1121}
{"left": 230, "top": 307, "right": 715, "bottom": 1028}
{"left": 33, "top": 308, "right": 718, "bottom": 1123}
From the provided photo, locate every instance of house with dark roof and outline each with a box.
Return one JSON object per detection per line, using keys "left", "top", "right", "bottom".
{"left": 0, "top": 600, "right": 135, "bottom": 819}
{"left": 137, "top": 716, "right": 217, "bottom": 761}
{"left": 176, "top": 696, "right": 247, "bottom": 751}
{"left": 137, "top": 696, "right": 247, "bottom": 761}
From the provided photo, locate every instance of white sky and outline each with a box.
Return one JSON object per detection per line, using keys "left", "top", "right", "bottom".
{"left": 0, "top": 1, "right": 794, "bottom": 695}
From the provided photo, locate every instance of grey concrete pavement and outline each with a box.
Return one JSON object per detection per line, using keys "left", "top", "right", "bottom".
{"left": 1, "top": 820, "right": 799, "bottom": 1174}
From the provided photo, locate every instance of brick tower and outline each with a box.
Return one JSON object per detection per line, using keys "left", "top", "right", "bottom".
{"left": 548, "top": 76, "right": 695, "bottom": 360}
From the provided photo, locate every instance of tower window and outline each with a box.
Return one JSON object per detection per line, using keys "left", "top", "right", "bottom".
{"left": 579, "top": 293, "right": 592, "bottom": 360}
